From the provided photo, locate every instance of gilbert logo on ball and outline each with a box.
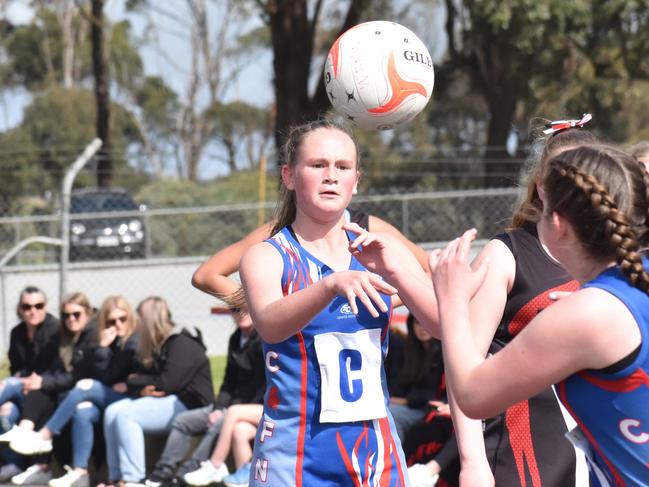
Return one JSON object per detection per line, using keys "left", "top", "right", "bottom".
{"left": 324, "top": 21, "right": 435, "bottom": 131}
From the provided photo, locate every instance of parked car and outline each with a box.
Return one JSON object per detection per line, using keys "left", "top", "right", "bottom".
{"left": 69, "top": 188, "right": 146, "bottom": 261}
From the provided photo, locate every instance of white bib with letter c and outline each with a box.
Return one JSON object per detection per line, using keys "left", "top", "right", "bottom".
{"left": 314, "top": 328, "right": 387, "bottom": 423}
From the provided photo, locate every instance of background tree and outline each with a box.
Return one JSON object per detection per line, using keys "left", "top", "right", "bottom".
{"left": 89, "top": 0, "right": 112, "bottom": 187}
{"left": 256, "top": 0, "right": 371, "bottom": 150}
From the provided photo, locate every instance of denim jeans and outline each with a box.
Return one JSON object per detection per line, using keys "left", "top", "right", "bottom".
{"left": 0, "top": 377, "right": 25, "bottom": 424}
{"left": 104, "top": 395, "right": 187, "bottom": 482}
{"left": 45, "top": 379, "right": 126, "bottom": 469}
{"left": 0, "top": 377, "right": 26, "bottom": 468}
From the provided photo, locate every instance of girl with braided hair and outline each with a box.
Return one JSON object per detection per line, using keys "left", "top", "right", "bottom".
{"left": 427, "top": 144, "right": 649, "bottom": 486}
{"left": 349, "top": 121, "right": 597, "bottom": 487}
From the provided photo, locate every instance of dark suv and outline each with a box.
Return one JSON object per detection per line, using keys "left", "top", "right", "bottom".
{"left": 69, "top": 188, "right": 146, "bottom": 261}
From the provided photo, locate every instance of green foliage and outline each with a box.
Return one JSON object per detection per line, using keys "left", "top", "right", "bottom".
{"left": 134, "top": 171, "right": 279, "bottom": 257}
{"left": 0, "top": 86, "right": 143, "bottom": 214}
{"left": 210, "top": 355, "right": 227, "bottom": 393}
{"left": 135, "top": 76, "right": 179, "bottom": 136}
{"left": 109, "top": 20, "right": 144, "bottom": 89}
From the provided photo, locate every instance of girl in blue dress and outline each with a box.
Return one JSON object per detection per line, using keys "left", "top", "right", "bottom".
{"left": 240, "top": 120, "right": 410, "bottom": 487}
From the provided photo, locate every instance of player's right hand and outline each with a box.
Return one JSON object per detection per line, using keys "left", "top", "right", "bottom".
{"left": 324, "top": 270, "right": 397, "bottom": 318}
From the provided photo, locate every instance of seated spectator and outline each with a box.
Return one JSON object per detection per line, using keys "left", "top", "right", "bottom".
{"left": 0, "top": 292, "right": 97, "bottom": 486}
{"left": 9, "top": 296, "right": 139, "bottom": 487}
{"left": 144, "top": 302, "right": 264, "bottom": 486}
{"left": 389, "top": 313, "right": 444, "bottom": 441}
{"left": 404, "top": 405, "right": 459, "bottom": 487}
{"left": 183, "top": 403, "right": 263, "bottom": 486}
{"left": 389, "top": 313, "right": 459, "bottom": 487}
{"left": 0, "top": 286, "right": 59, "bottom": 482}
{"left": 103, "top": 297, "right": 214, "bottom": 486}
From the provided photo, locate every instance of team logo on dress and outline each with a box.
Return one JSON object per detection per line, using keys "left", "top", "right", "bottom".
{"left": 338, "top": 303, "right": 355, "bottom": 319}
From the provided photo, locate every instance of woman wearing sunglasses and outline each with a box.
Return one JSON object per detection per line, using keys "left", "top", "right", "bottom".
{"left": 102, "top": 296, "right": 214, "bottom": 487}
{"left": 0, "top": 292, "right": 98, "bottom": 485}
{"left": 0, "top": 287, "right": 60, "bottom": 483}
{"left": 9, "top": 296, "right": 139, "bottom": 487}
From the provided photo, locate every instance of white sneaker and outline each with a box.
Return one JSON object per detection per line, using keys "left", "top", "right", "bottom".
{"left": 407, "top": 463, "right": 439, "bottom": 487}
{"left": 10, "top": 430, "right": 53, "bottom": 455}
{"left": 183, "top": 461, "right": 229, "bottom": 486}
{"left": 11, "top": 465, "right": 53, "bottom": 485}
{"left": 0, "top": 425, "right": 22, "bottom": 443}
{"left": 48, "top": 467, "right": 90, "bottom": 487}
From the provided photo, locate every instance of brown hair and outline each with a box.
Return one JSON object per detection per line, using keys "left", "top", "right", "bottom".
{"left": 136, "top": 296, "right": 174, "bottom": 365}
{"left": 59, "top": 292, "right": 93, "bottom": 339}
{"left": 543, "top": 145, "right": 649, "bottom": 292}
{"left": 97, "top": 295, "right": 137, "bottom": 348}
{"left": 271, "top": 119, "right": 360, "bottom": 235}
{"left": 628, "top": 141, "right": 649, "bottom": 163}
{"left": 511, "top": 127, "right": 597, "bottom": 229}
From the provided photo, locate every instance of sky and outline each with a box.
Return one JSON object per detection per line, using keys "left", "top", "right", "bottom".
{"left": 0, "top": 0, "right": 275, "bottom": 179}
{"left": 0, "top": 0, "right": 274, "bottom": 130}
{"left": 0, "top": 0, "right": 448, "bottom": 178}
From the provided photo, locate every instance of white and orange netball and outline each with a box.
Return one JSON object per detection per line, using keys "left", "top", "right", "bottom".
{"left": 324, "top": 21, "right": 435, "bottom": 131}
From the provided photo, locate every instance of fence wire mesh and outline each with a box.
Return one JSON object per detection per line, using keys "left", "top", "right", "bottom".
{"left": 0, "top": 187, "right": 520, "bottom": 355}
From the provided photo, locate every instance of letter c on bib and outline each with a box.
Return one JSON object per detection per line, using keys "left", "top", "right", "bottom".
{"left": 619, "top": 418, "right": 649, "bottom": 444}
{"left": 339, "top": 349, "right": 363, "bottom": 402}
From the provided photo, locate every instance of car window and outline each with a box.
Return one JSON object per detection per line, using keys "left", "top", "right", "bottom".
{"left": 71, "top": 194, "right": 137, "bottom": 213}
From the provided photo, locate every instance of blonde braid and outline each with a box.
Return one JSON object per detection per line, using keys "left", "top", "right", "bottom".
{"left": 559, "top": 165, "right": 649, "bottom": 293}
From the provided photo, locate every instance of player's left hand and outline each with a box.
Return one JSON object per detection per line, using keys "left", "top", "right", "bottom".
{"left": 429, "top": 229, "right": 488, "bottom": 307}
{"left": 344, "top": 222, "right": 405, "bottom": 277}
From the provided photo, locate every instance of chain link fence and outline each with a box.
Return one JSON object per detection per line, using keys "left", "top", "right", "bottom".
{"left": 0, "top": 187, "right": 521, "bottom": 355}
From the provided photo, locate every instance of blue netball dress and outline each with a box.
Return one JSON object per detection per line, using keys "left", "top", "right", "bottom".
{"left": 557, "top": 261, "right": 649, "bottom": 486}
{"left": 248, "top": 226, "right": 409, "bottom": 487}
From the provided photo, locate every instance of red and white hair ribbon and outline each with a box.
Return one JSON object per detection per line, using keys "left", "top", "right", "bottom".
{"left": 543, "top": 113, "right": 592, "bottom": 135}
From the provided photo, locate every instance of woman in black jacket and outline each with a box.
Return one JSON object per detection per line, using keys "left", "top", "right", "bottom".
{"left": 0, "top": 292, "right": 97, "bottom": 485}
{"left": 0, "top": 286, "right": 59, "bottom": 482}
{"left": 103, "top": 296, "right": 214, "bottom": 485}
{"left": 9, "top": 296, "right": 140, "bottom": 487}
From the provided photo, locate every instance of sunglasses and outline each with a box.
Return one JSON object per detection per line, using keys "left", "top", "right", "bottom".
{"left": 107, "top": 315, "right": 128, "bottom": 326}
{"left": 21, "top": 303, "right": 45, "bottom": 311}
{"left": 62, "top": 311, "right": 82, "bottom": 320}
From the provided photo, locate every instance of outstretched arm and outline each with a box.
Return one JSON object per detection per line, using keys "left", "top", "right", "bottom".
{"left": 193, "top": 215, "right": 430, "bottom": 298}
{"left": 368, "top": 216, "right": 430, "bottom": 273}
{"left": 432, "top": 229, "right": 633, "bottom": 419}
{"left": 447, "top": 237, "right": 515, "bottom": 486}
{"left": 345, "top": 222, "right": 440, "bottom": 337}
{"left": 240, "top": 241, "right": 397, "bottom": 344}
{"left": 192, "top": 222, "right": 274, "bottom": 297}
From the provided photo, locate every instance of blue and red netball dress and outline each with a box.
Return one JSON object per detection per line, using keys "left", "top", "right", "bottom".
{"left": 557, "top": 261, "right": 649, "bottom": 486}
{"left": 248, "top": 226, "right": 408, "bottom": 487}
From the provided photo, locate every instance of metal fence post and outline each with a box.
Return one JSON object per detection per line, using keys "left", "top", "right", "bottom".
{"left": 59, "top": 138, "right": 102, "bottom": 304}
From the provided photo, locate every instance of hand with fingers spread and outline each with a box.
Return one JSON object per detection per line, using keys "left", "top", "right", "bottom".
{"left": 344, "top": 222, "right": 405, "bottom": 276}
{"left": 430, "top": 229, "right": 489, "bottom": 309}
{"left": 324, "top": 269, "right": 397, "bottom": 317}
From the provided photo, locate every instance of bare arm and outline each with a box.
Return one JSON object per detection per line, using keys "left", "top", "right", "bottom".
{"left": 432, "top": 231, "right": 641, "bottom": 419}
{"left": 240, "top": 242, "right": 397, "bottom": 344}
{"left": 448, "top": 239, "right": 514, "bottom": 485}
{"left": 192, "top": 222, "right": 274, "bottom": 297}
{"left": 368, "top": 216, "right": 430, "bottom": 273}
{"left": 345, "top": 223, "right": 441, "bottom": 337}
